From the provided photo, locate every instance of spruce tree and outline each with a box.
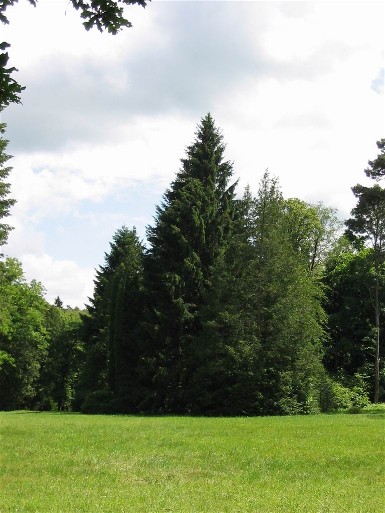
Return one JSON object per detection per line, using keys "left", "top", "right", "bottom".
{"left": 107, "top": 227, "right": 144, "bottom": 405}
{"left": 78, "top": 226, "right": 144, "bottom": 411}
{"left": 146, "top": 114, "right": 237, "bottom": 412}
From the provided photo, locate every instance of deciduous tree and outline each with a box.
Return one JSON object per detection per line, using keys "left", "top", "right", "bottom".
{"left": 0, "top": 258, "right": 49, "bottom": 409}
{"left": 345, "top": 183, "right": 385, "bottom": 402}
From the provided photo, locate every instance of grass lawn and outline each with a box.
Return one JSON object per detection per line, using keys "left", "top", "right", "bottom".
{"left": 1, "top": 408, "right": 384, "bottom": 513}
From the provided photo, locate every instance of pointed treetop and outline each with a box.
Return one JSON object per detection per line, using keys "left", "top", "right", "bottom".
{"left": 54, "top": 296, "right": 64, "bottom": 308}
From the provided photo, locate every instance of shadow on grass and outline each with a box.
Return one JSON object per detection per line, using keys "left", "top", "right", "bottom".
{"left": 12, "top": 410, "right": 81, "bottom": 415}
{"left": 365, "top": 413, "right": 385, "bottom": 420}
{"left": 363, "top": 404, "right": 385, "bottom": 419}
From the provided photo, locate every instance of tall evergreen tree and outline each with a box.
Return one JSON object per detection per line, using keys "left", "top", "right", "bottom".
{"left": 194, "top": 173, "right": 327, "bottom": 415}
{"left": 107, "top": 228, "right": 144, "bottom": 405}
{"left": 78, "top": 226, "right": 144, "bottom": 410}
{"left": 145, "top": 113, "right": 237, "bottom": 412}
{"left": 247, "top": 173, "right": 326, "bottom": 414}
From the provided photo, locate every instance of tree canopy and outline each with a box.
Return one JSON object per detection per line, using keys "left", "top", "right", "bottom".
{"left": 0, "top": 0, "right": 150, "bottom": 109}
{"left": 0, "top": 0, "right": 149, "bottom": 32}
{"left": 365, "top": 139, "right": 385, "bottom": 180}
{"left": 0, "top": 114, "right": 383, "bottom": 413}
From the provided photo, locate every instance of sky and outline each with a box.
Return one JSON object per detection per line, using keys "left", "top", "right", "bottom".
{"left": 1, "top": 0, "right": 384, "bottom": 308}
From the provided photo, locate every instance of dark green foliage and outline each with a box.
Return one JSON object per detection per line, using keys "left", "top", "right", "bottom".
{"left": 80, "top": 389, "right": 115, "bottom": 414}
{"left": 323, "top": 246, "right": 385, "bottom": 401}
{"left": 0, "top": 44, "right": 25, "bottom": 110}
{"left": 145, "top": 114, "right": 237, "bottom": 412}
{"left": 76, "top": 120, "right": 345, "bottom": 416}
{"left": 70, "top": 0, "right": 149, "bottom": 34}
{"left": 365, "top": 139, "right": 385, "bottom": 180}
{"left": 192, "top": 173, "right": 327, "bottom": 415}
{"left": 323, "top": 249, "right": 378, "bottom": 373}
{"left": 79, "top": 226, "right": 145, "bottom": 411}
{"left": 107, "top": 227, "right": 145, "bottom": 403}
{"left": 345, "top": 184, "right": 385, "bottom": 249}
{"left": 0, "top": 123, "right": 16, "bottom": 249}
{"left": 345, "top": 182, "right": 385, "bottom": 402}
{"left": 3, "top": 115, "right": 380, "bottom": 416}
{"left": 37, "top": 305, "right": 84, "bottom": 411}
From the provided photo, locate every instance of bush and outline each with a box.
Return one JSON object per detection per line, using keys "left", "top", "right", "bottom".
{"left": 81, "top": 390, "right": 115, "bottom": 414}
{"left": 349, "top": 385, "right": 370, "bottom": 413}
{"left": 319, "top": 374, "right": 370, "bottom": 413}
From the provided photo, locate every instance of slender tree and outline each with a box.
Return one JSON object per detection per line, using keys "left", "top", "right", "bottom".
{"left": 345, "top": 183, "right": 385, "bottom": 402}
{"left": 250, "top": 173, "right": 326, "bottom": 414}
{"left": 107, "top": 227, "right": 144, "bottom": 404}
{"left": 78, "top": 226, "right": 144, "bottom": 410}
{"left": 0, "top": 122, "right": 15, "bottom": 250}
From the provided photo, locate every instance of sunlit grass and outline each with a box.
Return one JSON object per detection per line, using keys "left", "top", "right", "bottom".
{"left": 1, "top": 409, "right": 384, "bottom": 512}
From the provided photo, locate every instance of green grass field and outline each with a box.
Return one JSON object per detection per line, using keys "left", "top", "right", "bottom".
{"left": 1, "top": 409, "right": 384, "bottom": 513}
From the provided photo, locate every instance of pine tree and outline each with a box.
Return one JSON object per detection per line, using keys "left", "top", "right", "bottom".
{"left": 145, "top": 114, "right": 237, "bottom": 412}
{"left": 364, "top": 139, "right": 385, "bottom": 180}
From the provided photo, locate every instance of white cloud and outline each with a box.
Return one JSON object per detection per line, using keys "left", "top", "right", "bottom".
{"left": 1, "top": 0, "right": 384, "bottom": 307}
{"left": 21, "top": 253, "right": 95, "bottom": 308}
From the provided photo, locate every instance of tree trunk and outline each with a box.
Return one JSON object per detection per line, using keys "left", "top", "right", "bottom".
{"left": 374, "top": 277, "right": 380, "bottom": 403}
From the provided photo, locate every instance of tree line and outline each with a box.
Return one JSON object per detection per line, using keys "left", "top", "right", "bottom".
{"left": 0, "top": 115, "right": 384, "bottom": 414}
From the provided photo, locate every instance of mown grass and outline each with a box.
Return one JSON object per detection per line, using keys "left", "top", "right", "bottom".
{"left": 1, "top": 408, "right": 384, "bottom": 513}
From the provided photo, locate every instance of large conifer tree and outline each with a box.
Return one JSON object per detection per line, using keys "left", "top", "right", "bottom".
{"left": 146, "top": 114, "right": 237, "bottom": 412}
